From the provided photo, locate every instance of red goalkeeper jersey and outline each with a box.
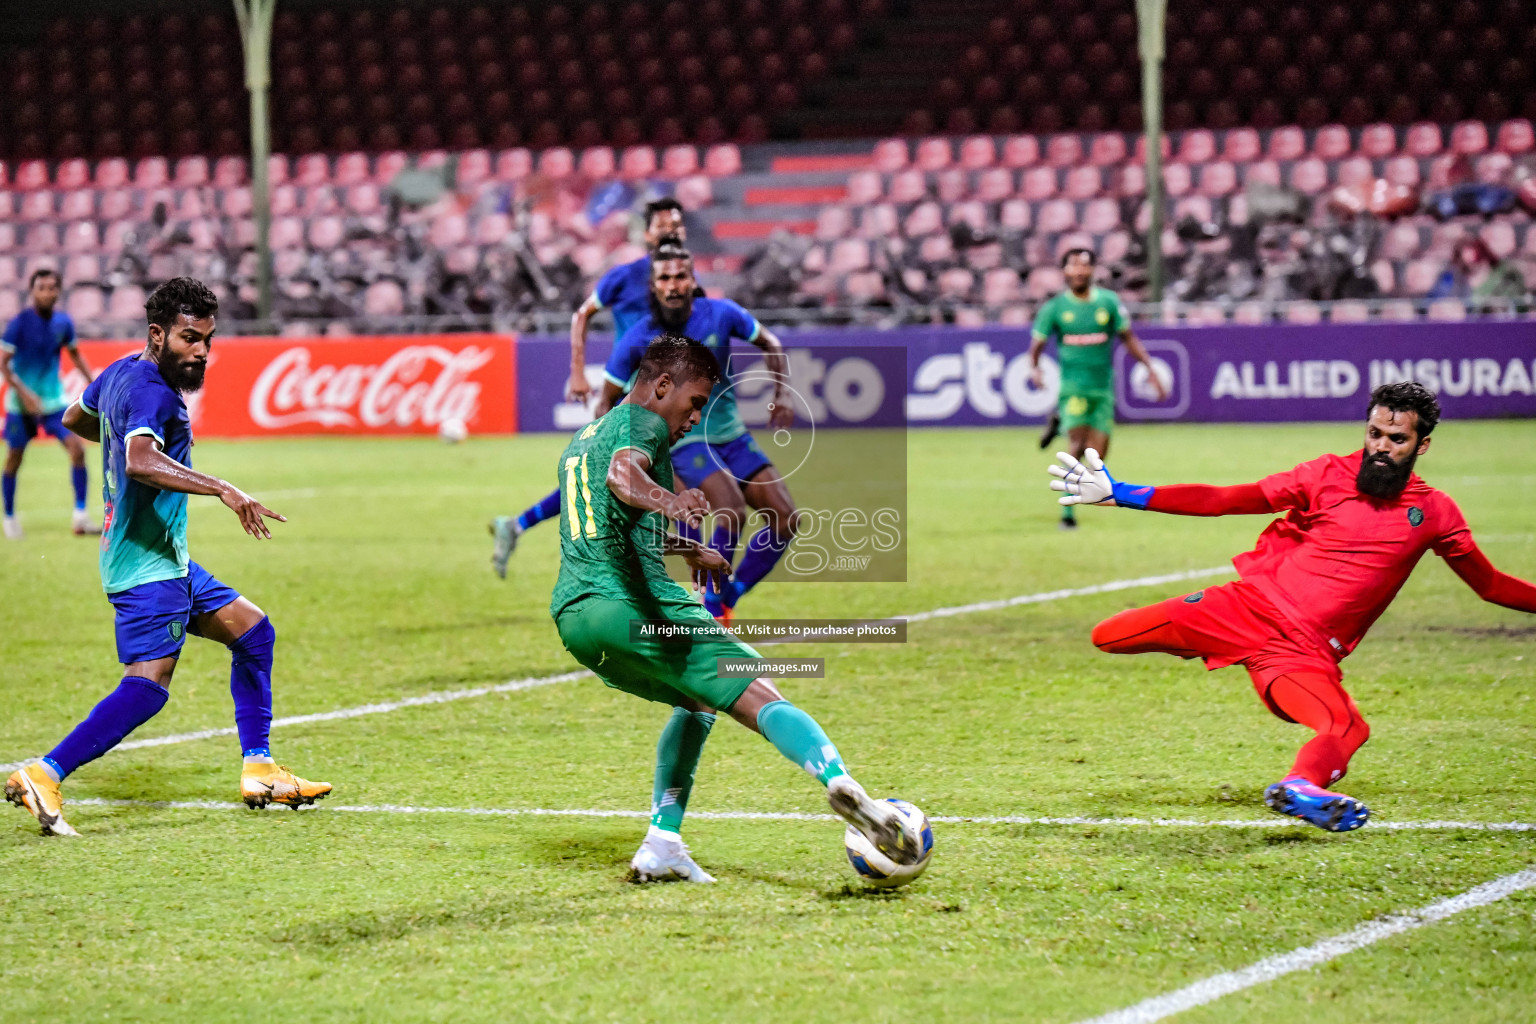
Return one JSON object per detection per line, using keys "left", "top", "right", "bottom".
{"left": 1234, "top": 452, "right": 1476, "bottom": 660}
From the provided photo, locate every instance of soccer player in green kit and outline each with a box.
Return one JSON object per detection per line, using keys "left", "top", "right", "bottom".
{"left": 1027, "top": 248, "right": 1167, "bottom": 530}
{"left": 550, "top": 334, "right": 922, "bottom": 883}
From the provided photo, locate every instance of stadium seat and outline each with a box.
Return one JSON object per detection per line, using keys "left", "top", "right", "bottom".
{"left": 456, "top": 149, "right": 492, "bottom": 187}
{"left": 1266, "top": 126, "right": 1306, "bottom": 161}
{"left": 828, "top": 238, "right": 869, "bottom": 273}
{"left": 815, "top": 206, "right": 853, "bottom": 242}
{"left": 660, "top": 145, "right": 699, "bottom": 178}
{"left": 998, "top": 198, "right": 1031, "bottom": 231}
{"left": 1025, "top": 266, "right": 1065, "bottom": 300}
{"left": 1427, "top": 297, "right": 1467, "bottom": 320}
{"left": 0, "top": 291, "right": 21, "bottom": 321}
{"left": 579, "top": 146, "right": 616, "bottom": 179}
{"left": 958, "top": 135, "right": 996, "bottom": 170}
{"left": 217, "top": 186, "right": 251, "bottom": 219}
{"left": 846, "top": 170, "right": 882, "bottom": 205}
{"left": 64, "top": 254, "right": 101, "bottom": 283}
{"left": 1116, "top": 162, "right": 1148, "bottom": 195}
{"left": 948, "top": 200, "right": 987, "bottom": 233}
{"left": 495, "top": 148, "right": 533, "bottom": 181}
{"left": 270, "top": 184, "right": 298, "bottom": 217}
{"left": 18, "top": 192, "right": 54, "bottom": 222}
{"left": 1285, "top": 301, "right": 1322, "bottom": 324}
{"left": 473, "top": 213, "right": 512, "bottom": 245}
{"left": 1380, "top": 221, "right": 1424, "bottom": 260}
{"left": 1336, "top": 156, "right": 1374, "bottom": 187}
{"left": 61, "top": 222, "right": 98, "bottom": 254}
{"left": 1001, "top": 135, "right": 1040, "bottom": 168}
{"left": 134, "top": 156, "right": 169, "bottom": 188}
{"left": 269, "top": 216, "right": 303, "bottom": 250}
{"left": 1475, "top": 152, "right": 1514, "bottom": 184}
{"left": 363, "top": 279, "right": 405, "bottom": 316}
{"left": 1287, "top": 158, "right": 1329, "bottom": 193}
{"left": 902, "top": 201, "right": 942, "bottom": 237}
{"left": 267, "top": 155, "right": 290, "bottom": 187}
{"left": 1357, "top": 123, "right": 1398, "bottom": 158}
{"left": 1044, "top": 134, "right": 1083, "bottom": 168}
{"left": 536, "top": 147, "right": 572, "bottom": 178}
{"left": 871, "top": 138, "right": 908, "bottom": 173}
{"left": 915, "top": 137, "right": 952, "bottom": 172}
{"left": 1087, "top": 133, "right": 1127, "bottom": 166}
{"left": 1081, "top": 198, "right": 1120, "bottom": 233}
{"left": 1162, "top": 163, "right": 1193, "bottom": 197}
{"left": 173, "top": 156, "right": 210, "bottom": 187}
{"left": 856, "top": 203, "right": 897, "bottom": 239}
{"left": 1402, "top": 259, "right": 1441, "bottom": 295}
{"left": 1404, "top": 122, "right": 1443, "bottom": 156}
{"left": 66, "top": 286, "right": 106, "bottom": 319}
{"left": 1495, "top": 118, "right": 1534, "bottom": 154}
{"left": 373, "top": 151, "right": 409, "bottom": 183}
{"left": 14, "top": 160, "right": 49, "bottom": 190}
{"left": 1312, "top": 124, "right": 1352, "bottom": 160}
{"left": 973, "top": 167, "right": 1013, "bottom": 203}
{"left": 55, "top": 159, "right": 90, "bottom": 189}
{"left": 887, "top": 169, "right": 926, "bottom": 204}
{"left": 703, "top": 144, "right": 742, "bottom": 176}
{"left": 1062, "top": 166, "right": 1101, "bottom": 201}
{"left": 1481, "top": 220, "right": 1517, "bottom": 260}
{"left": 1220, "top": 127, "right": 1261, "bottom": 163}
{"left": 1382, "top": 155, "right": 1422, "bottom": 188}
{"left": 94, "top": 157, "right": 130, "bottom": 189}
{"left": 25, "top": 224, "right": 61, "bottom": 252}
{"left": 306, "top": 216, "right": 345, "bottom": 250}
{"left": 936, "top": 168, "right": 968, "bottom": 203}
{"left": 674, "top": 174, "right": 713, "bottom": 208}
{"left": 1450, "top": 121, "right": 1489, "bottom": 154}
{"left": 98, "top": 189, "right": 134, "bottom": 221}
{"left": 1132, "top": 135, "right": 1172, "bottom": 163}
{"left": 213, "top": 156, "right": 247, "bottom": 187}
{"left": 1197, "top": 161, "right": 1238, "bottom": 196}
{"left": 294, "top": 153, "right": 330, "bottom": 187}
{"left": 618, "top": 146, "right": 657, "bottom": 180}
{"left": 1176, "top": 129, "right": 1217, "bottom": 164}
{"left": 1019, "top": 166, "right": 1057, "bottom": 201}
{"left": 58, "top": 190, "right": 95, "bottom": 220}
{"left": 1036, "top": 198, "right": 1076, "bottom": 233}
{"left": 0, "top": 224, "right": 15, "bottom": 253}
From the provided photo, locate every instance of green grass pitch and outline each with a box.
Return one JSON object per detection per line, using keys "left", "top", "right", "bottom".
{"left": 1, "top": 421, "right": 1533, "bottom": 1023}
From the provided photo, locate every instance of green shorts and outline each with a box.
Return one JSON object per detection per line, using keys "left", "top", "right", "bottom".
{"left": 1059, "top": 389, "right": 1115, "bottom": 436}
{"left": 555, "top": 596, "right": 761, "bottom": 711}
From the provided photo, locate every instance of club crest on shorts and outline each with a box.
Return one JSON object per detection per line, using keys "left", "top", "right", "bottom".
{"left": 1406, "top": 506, "right": 1424, "bottom": 527}
{"left": 168, "top": 620, "right": 184, "bottom": 641}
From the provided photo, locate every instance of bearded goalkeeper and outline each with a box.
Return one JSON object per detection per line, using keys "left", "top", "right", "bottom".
{"left": 1027, "top": 248, "right": 1166, "bottom": 531}
{"left": 1047, "top": 382, "right": 1536, "bottom": 832}
{"left": 550, "top": 334, "right": 921, "bottom": 882}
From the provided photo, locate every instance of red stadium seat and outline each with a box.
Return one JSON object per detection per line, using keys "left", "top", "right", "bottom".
{"left": 1115, "top": 163, "right": 1148, "bottom": 196}
{"left": 846, "top": 170, "right": 882, "bottom": 204}
{"left": 1176, "top": 129, "right": 1217, "bottom": 164}
{"left": 1266, "top": 126, "right": 1306, "bottom": 161}
{"left": 294, "top": 153, "right": 330, "bottom": 187}
{"left": 329, "top": 152, "right": 368, "bottom": 187}
{"left": 540, "top": 147, "right": 575, "bottom": 178}
{"left": 270, "top": 185, "right": 298, "bottom": 217}
{"left": 59, "top": 190, "right": 95, "bottom": 221}
{"left": 958, "top": 135, "right": 996, "bottom": 170}
{"left": 619, "top": 146, "right": 657, "bottom": 180}
{"left": 267, "top": 155, "right": 290, "bottom": 187}
{"left": 1001, "top": 135, "right": 1040, "bottom": 168}
{"left": 1197, "top": 161, "right": 1238, "bottom": 196}
{"left": 373, "top": 151, "right": 409, "bottom": 183}
{"left": 703, "top": 144, "right": 741, "bottom": 176}
{"left": 1312, "top": 124, "right": 1351, "bottom": 160}
{"left": 1062, "top": 165, "right": 1101, "bottom": 200}
{"left": 674, "top": 174, "right": 712, "bottom": 209}
{"left": 1404, "top": 122, "right": 1443, "bottom": 156}
{"left": 219, "top": 187, "right": 252, "bottom": 219}
{"left": 15, "top": 160, "right": 49, "bottom": 190}
{"left": 1044, "top": 134, "right": 1083, "bottom": 167}
{"left": 1020, "top": 166, "right": 1057, "bottom": 201}
{"left": 997, "top": 198, "right": 1031, "bottom": 232}
{"left": 871, "top": 138, "right": 909, "bottom": 173}
{"left": 579, "top": 146, "right": 616, "bottom": 179}
{"left": 1476, "top": 152, "right": 1514, "bottom": 184}
{"left": 62, "top": 222, "right": 98, "bottom": 253}
{"left": 661, "top": 145, "right": 699, "bottom": 178}
{"left": 0, "top": 223, "right": 15, "bottom": 253}
{"left": 1450, "top": 120, "right": 1489, "bottom": 154}
{"left": 1495, "top": 118, "right": 1534, "bottom": 154}
{"left": 936, "top": 168, "right": 968, "bottom": 203}
{"left": 1287, "top": 157, "right": 1329, "bottom": 192}
{"left": 66, "top": 286, "right": 106, "bottom": 320}
{"left": 18, "top": 192, "right": 54, "bottom": 222}
{"left": 1357, "top": 123, "right": 1398, "bottom": 159}
{"left": 455, "top": 149, "right": 492, "bottom": 188}
{"left": 55, "top": 159, "right": 90, "bottom": 190}
{"left": 496, "top": 148, "right": 533, "bottom": 181}
{"left": 343, "top": 184, "right": 381, "bottom": 215}
{"left": 902, "top": 200, "right": 942, "bottom": 237}
{"left": 974, "top": 167, "right": 1013, "bottom": 203}
{"left": 1087, "top": 133, "right": 1126, "bottom": 166}
{"left": 473, "top": 213, "right": 512, "bottom": 246}
{"left": 1080, "top": 197, "right": 1119, "bottom": 233}
{"left": 1132, "top": 135, "right": 1171, "bottom": 163}
{"left": 914, "top": 137, "right": 952, "bottom": 171}
{"left": 98, "top": 189, "right": 134, "bottom": 221}
{"left": 1336, "top": 157, "right": 1374, "bottom": 187}
{"left": 1162, "top": 162, "right": 1192, "bottom": 197}
{"left": 887, "top": 169, "right": 926, "bottom": 204}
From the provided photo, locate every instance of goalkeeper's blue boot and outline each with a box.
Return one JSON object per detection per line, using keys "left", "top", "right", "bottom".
{"left": 1264, "top": 776, "right": 1370, "bottom": 832}
{"left": 702, "top": 577, "right": 742, "bottom": 626}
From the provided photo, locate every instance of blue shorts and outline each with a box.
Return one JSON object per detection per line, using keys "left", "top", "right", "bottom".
{"left": 107, "top": 561, "right": 243, "bottom": 664}
{"left": 673, "top": 434, "right": 773, "bottom": 489}
{"left": 4, "top": 410, "right": 67, "bottom": 450}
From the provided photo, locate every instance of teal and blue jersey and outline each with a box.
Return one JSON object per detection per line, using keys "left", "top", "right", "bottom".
{"left": 606, "top": 297, "right": 764, "bottom": 446}
{"left": 591, "top": 256, "right": 652, "bottom": 339}
{"left": 79, "top": 355, "right": 192, "bottom": 594}
{"left": 2, "top": 307, "right": 77, "bottom": 414}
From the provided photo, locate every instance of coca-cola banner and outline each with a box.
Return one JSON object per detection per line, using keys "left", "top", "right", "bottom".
{"left": 515, "top": 321, "right": 1535, "bottom": 431}
{"left": 3, "top": 334, "right": 517, "bottom": 437}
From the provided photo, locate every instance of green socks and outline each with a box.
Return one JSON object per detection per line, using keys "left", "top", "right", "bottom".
{"left": 756, "top": 699, "right": 848, "bottom": 785}
{"left": 650, "top": 707, "right": 716, "bottom": 834}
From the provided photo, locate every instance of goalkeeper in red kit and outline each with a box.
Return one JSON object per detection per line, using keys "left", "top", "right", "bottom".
{"left": 1047, "top": 382, "right": 1536, "bottom": 832}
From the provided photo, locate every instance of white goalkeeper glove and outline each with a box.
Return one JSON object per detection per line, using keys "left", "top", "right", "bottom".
{"left": 1048, "top": 448, "right": 1114, "bottom": 506}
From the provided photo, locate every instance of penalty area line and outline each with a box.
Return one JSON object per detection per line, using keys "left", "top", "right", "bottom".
{"left": 1075, "top": 867, "right": 1536, "bottom": 1024}
{"left": 0, "top": 565, "right": 1233, "bottom": 773}
{"left": 63, "top": 798, "right": 1536, "bottom": 832}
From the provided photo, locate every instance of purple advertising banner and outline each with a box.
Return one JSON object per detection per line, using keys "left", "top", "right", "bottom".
{"left": 513, "top": 321, "right": 1536, "bottom": 432}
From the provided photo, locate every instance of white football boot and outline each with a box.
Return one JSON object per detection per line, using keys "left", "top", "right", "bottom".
{"left": 71, "top": 509, "right": 101, "bottom": 536}
{"left": 3, "top": 516, "right": 20, "bottom": 540}
{"left": 827, "top": 774, "right": 922, "bottom": 865}
{"left": 629, "top": 826, "right": 716, "bottom": 883}
{"left": 488, "top": 516, "right": 521, "bottom": 579}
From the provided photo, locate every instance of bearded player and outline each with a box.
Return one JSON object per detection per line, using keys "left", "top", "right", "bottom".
{"left": 6, "top": 278, "right": 330, "bottom": 836}
{"left": 1047, "top": 382, "right": 1536, "bottom": 832}
{"left": 601, "top": 241, "right": 796, "bottom": 625}
{"left": 489, "top": 199, "right": 687, "bottom": 576}
{"left": 551, "top": 334, "right": 920, "bottom": 881}
{"left": 1027, "top": 248, "right": 1167, "bottom": 531}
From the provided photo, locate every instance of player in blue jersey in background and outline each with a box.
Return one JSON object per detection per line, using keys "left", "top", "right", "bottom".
{"left": 1, "top": 268, "right": 99, "bottom": 539}
{"left": 489, "top": 199, "right": 688, "bottom": 577}
{"left": 602, "top": 242, "right": 797, "bottom": 625}
{"left": 5, "top": 278, "right": 331, "bottom": 836}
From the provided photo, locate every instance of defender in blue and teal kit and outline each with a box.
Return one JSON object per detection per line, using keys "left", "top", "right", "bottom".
{"left": 489, "top": 198, "right": 689, "bottom": 577}
{"left": 4, "top": 278, "right": 332, "bottom": 837}
{"left": 0, "top": 268, "right": 98, "bottom": 539}
{"left": 601, "top": 242, "right": 798, "bottom": 625}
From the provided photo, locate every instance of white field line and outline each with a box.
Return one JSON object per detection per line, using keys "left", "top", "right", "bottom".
{"left": 64, "top": 798, "right": 1536, "bottom": 832}
{"left": 0, "top": 566, "right": 1233, "bottom": 773}
{"left": 1075, "top": 867, "right": 1536, "bottom": 1024}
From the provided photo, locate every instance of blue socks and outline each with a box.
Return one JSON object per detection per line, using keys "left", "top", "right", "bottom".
{"left": 756, "top": 699, "right": 848, "bottom": 785}
{"left": 517, "top": 489, "right": 562, "bottom": 531}
{"left": 44, "top": 676, "right": 169, "bottom": 780}
{"left": 2, "top": 472, "right": 15, "bottom": 516}
{"left": 229, "top": 617, "right": 275, "bottom": 758}
{"left": 0, "top": 467, "right": 88, "bottom": 514}
{"left": 71, "top": 465, "right": 87, "bottom": 511}
{"left": 734, "top": 528, "right": 791, "bottom": 594}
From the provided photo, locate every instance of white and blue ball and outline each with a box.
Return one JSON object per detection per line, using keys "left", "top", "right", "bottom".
{"left": 844, "top": 798, "right": 934, "bottom": 888}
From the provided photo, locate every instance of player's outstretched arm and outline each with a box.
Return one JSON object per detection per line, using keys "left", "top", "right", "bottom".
{"left": 125, "top": 435, "right": 285, "bottom": 539}
{"left": 751, "top": 324, "right": 794, "bottom": 430}
{"left": 566, "top": 294, "right": 602, "bottom": 402}
{"left": 1047, "top": 449, "right": 1278, "bottom": 515}
{"left": 606, "top": 448, "right": 708, "bottom": 527}
{"left": 1445, "top": 546, "right": 1536, "bottom": 613}
{"left": 61, "top": 401, "right": 101, "bottom": 442}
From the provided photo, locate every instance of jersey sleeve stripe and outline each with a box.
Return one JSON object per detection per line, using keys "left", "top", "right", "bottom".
{"left": 124, "top": 425, "right": 165, "bottom": 447}
{"left": 77, "top": 396, "right": 96, "bottom": 415}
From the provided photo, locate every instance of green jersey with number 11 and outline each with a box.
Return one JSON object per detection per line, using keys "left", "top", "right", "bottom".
{"left": 550, "top": 403, "right": 693, "bottom": 617}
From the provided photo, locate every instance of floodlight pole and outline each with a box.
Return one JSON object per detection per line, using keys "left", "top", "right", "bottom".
{"left": 1136, "top": 0, "right": 1167, "bottom": 303}
{"left": 234, "top": 0, "right": 277, "bottom": 322}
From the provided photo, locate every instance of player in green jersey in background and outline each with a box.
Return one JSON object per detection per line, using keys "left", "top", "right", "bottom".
{"left": 1027, "top": 248, "right": 1167, "bottom": 531}
{"left": 550, "top": 334, "right": 922, "bottom": 883}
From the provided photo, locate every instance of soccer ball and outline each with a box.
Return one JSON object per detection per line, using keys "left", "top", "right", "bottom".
{"left": 438, "top": 417, "right": 469, "bottom": 444}
{"left": 844, "top": 798, "right": 933, "bottom": 888}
